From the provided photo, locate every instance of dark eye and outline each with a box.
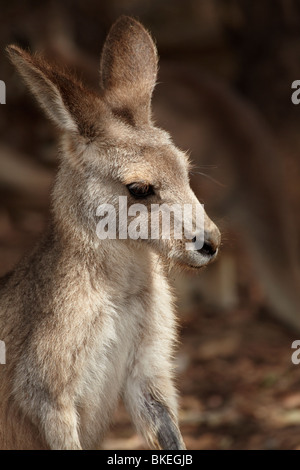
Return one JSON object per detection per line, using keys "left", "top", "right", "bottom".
{"left": 127, "top": 182, "right": 154, "bottom": 198}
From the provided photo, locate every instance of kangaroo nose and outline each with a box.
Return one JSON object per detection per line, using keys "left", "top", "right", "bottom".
{"left": 194, "top": 228, "right": 220, "bottom": 258}
{"left": 199, "top": 240, "right": 217, "bottom": 257}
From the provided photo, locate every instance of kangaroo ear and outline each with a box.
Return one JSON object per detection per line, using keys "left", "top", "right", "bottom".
{"left": 100, "top": 16, "right": 158, "bottom": 126}
{"left": 7, "top": 45, "right": 98, "bottom": 138}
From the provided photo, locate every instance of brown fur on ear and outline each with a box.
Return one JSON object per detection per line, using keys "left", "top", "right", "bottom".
{"left": 7, "top": 45, "right": 100, "bottom": 139}
{"left": 100, "top": 16, "right": 158, "bottom": 126}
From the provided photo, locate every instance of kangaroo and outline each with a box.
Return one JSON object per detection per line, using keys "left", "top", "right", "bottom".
{"left": 0, "top": 16, "right": 220, "bottom": 450}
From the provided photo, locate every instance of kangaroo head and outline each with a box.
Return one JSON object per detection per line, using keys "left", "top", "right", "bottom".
{"left": 7, "top": 16, "right": 220, "bottom": 269}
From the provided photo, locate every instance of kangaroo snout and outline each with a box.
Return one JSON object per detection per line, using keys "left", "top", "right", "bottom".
{"left": 198, "top": 226, "right": 221, "bottom": 259}
{"left": 185, "top": 219, "right": 220, "bottom": 269}
{"left": 191, "top": 224, "right": 220, "bottom": 266}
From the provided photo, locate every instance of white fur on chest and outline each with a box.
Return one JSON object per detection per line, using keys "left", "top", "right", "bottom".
{"left": 73, "top": 246, "right": 173, "bottom": 448}
{"left": 76, "top": 276, "right": 152, "bottom": 447}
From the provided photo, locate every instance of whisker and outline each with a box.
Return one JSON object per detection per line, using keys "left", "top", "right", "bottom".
{"left": 193, "top": 164, "right": 219, "bottom": 169}
{"left": 190, "top": 171, "right": 226, "bottom": 187}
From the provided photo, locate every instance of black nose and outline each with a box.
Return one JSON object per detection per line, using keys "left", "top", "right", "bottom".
{"left": 199, "top": 241, "right": 217, "bottom": 257}
{"left": 192, "top": 237, "right": 217, "bottom": 257}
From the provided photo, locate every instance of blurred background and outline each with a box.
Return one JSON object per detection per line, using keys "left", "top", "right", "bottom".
{"left": 1, "top": 0, "right": 300, "bottom": 450}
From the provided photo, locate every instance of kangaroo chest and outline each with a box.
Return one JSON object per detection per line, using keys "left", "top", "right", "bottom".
{"left": 75, "top": 267, "right": 154, "bottom": 447}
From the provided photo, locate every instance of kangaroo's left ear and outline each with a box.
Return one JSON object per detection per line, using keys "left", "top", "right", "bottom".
{"left": 99, "top": 16, "right": 158, "bottom": 126}
{"left": 7, "top": 45, "right": 99, "bottom": 138}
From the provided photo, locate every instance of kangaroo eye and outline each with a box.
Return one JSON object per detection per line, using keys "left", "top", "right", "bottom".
{"left": 127, "top": 182, "right": 154, "bottom": 198}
